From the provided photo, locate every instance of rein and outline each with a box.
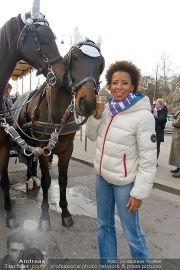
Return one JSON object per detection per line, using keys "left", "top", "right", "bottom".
{"left": 4, "top": 81, "right": 79, "bottom": 157}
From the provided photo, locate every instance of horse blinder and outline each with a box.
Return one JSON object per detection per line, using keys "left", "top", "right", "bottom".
{"left": 36, "top": 25, "right": 56, "bottom": 44}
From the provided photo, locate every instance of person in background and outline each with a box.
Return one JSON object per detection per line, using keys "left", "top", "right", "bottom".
{"left": 169, "top": 108, "right": 180, "bottom": 178}
{"left": 3, "top": 82, "right": 14, "bottom": 125}
{"left": 152, "top": 98, "right": 167, "bottom": 163}
{"left": 3, "top": 82, "right": 13, "bottom": 110}
{"left": 1, "top": 232, "right": 26, "bottom": 270}
{"left": 86, "top": 60, "right": 157, "bottom": 264}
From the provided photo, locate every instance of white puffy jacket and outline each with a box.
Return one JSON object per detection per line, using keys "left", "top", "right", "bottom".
{"left": 86, "top": 96, "right": 157, "bottom": 199}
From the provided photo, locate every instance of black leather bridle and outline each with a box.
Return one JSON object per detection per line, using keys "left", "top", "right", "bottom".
{"left": 65, "top": 40, "right": 104, "bottom": 96}
{"left": 17, "top": 13, "right": 62, "bottom": 83}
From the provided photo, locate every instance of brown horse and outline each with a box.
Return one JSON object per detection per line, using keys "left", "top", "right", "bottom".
{"left": 0, "top": 0, "right": 65, "bottom": 113}
{"left": 1, "top": 37, "right": 105, "bottom": 230}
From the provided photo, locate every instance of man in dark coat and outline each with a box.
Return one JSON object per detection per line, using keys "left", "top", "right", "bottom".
{"left": 169, "top": 109, "right": 180, "bottom": 178}
{"left": 152, "top": 98, "right": 167, "bottom": 161}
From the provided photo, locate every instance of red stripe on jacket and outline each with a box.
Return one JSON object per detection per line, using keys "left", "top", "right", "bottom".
{"left": 123, "top": 154, "right": 127, "bottom": 177}
{"left": 99, "top": 116, "right": 114, "bottom": 175}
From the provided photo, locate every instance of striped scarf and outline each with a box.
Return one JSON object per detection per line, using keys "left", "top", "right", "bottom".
{"left": 109, "top": 92, "right": 144, "bottom": 116}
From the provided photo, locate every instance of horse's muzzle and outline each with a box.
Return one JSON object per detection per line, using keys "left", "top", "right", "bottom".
{"left": 78, "top": 97, "right": 96, "bottom": 117}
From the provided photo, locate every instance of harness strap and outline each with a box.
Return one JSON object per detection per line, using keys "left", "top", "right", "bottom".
{"left": 31, "top": 85, "right": 47, "bottom": 122}
{"left": 23, "top": 120, "right": 80, "bottom": 136}
{"left": 3, "top": 124, "right": 33, "bottom": 156}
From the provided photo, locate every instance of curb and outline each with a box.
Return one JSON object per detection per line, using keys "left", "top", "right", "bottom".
{"left": 71, "top": 156, "right": 180, "bottom": 197}
{"left": 71, "top": 156, "right": 94, "bottom": 168}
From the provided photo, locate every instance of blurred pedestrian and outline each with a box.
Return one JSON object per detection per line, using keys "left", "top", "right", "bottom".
{"left": 3, "top": 82, "right": 14, "bottom": 124}
{"left": 152, "top": 98, "right": 167, "bottom": 162}
{"left": 169, "top": 108, "right": 180, "bottom": 178}
{"left": 86, "top": 60, "right": 156, "bottom": 263}
{"left": 3, "top": 82, "right": 13, "bottom": 110}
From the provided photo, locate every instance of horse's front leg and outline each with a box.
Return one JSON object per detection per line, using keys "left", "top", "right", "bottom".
{"left": 58, "top": 144, "right": 74, "bottom": 227}
{"left": 0, "top": 145, "right": 18, "bottom": 228}
{"left": 26, "top": 155, "right": 40, "bottom": 191}
{"left": 38, "top": 155, "right": 51, "bottom": 231}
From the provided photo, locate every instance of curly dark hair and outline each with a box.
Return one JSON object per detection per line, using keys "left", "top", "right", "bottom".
{"left": 105, "top": 60, "right": 141, "bottom": 92}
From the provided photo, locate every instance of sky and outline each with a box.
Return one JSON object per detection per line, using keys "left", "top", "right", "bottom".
{"left": 0, "top": 0, "right": 180, "bottom": 94}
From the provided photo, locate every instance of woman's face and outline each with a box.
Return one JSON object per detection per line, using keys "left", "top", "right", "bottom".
{"left": 155, "top": 101, "right": 163, "bottom": 109}
{"left": 110, "top": 71, "right": 134, "bottom": 102}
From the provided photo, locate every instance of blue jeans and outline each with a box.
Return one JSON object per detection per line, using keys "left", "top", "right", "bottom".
{"left": 96, "top": 175, "right": 149, "bottom": 260}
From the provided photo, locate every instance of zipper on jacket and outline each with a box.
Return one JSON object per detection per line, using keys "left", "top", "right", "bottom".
{"left": 123, "top": 154, "right": 127, "bottom": 177}
{"left": 99, "top": 116, "right": 114, "bottom": 176}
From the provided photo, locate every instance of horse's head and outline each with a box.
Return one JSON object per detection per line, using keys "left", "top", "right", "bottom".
{"left": 18, "top": 0, "right": 65, "bottom": 87}
{"left": 64, "top": 30, "right": 105, "bottom": 118}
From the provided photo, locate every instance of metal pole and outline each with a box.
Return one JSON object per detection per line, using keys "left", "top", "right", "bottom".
{"left": 80, "top": 117, "right": 83, "bottom": 141}
{"left": 30, "top": 70, "right": 32, "bottom": 91}
{"left": 84, "top": 135, "right": 87, "bottom": 151}
{"left": 163, "top": 61, "right": 167, "bottom": 97}
{"left": 21, "top": 77, "right": 24, "bottom": 94}
{"left": 154, "top": 65, "right": 158, "bottom": 99}
{"left": 16, "top": 79, "right": 18, "bottom": 94}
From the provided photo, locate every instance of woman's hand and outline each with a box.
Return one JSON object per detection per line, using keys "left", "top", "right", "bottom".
{"left": 94, "top": 96, "right": 107, "bottom": 119}
{"left": 126, "top": 196, "right": 142, "bottom": 213}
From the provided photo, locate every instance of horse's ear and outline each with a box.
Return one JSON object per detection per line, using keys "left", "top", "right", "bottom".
{"left": 31, "top": 0, "right": 40, "bottom": 19}
{"left": 96, "top": 35, "right": 102, "bottom": 48}
{"left": 74, "top": 27, "right": 83, "bottom": 44}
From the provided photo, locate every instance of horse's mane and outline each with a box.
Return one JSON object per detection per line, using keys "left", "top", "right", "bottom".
{"left": 0, "top": 15, "right": 20, "bottom": 57}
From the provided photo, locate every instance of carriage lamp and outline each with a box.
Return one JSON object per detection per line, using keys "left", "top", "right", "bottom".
{"left": 60, "top": 33, "right": 72, "bottom": 47}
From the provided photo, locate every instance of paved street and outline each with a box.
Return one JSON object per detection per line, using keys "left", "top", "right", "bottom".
{"left": 0, "top": 132, "right": 180, "bottom": 267}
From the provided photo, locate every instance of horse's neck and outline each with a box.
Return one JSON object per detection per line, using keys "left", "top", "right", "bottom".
{"left": 0, "top": 16, "right": 23, "bottom": 92}
{"left": 36, "top": 86, "right": 72, "bottom": 123}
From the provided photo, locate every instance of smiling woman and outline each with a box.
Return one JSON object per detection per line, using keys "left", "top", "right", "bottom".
{"left": 86, "top": 60, "right": 157, "bottom": 263}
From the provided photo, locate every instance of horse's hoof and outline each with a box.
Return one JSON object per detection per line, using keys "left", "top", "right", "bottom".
{"left": 6, "top": 217, "right": 18, "bottom": 228}
{"left": 32, "top": 176, "right": 41, "bottom": 188}
{"left": 39, "top": 218, "right": 51, "bottom": 231}
{"left": 62, "top": 215, "right": 74, "bottom": 227}
{"left": 26, "top": 178, "right": 34, "bottom": 191}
